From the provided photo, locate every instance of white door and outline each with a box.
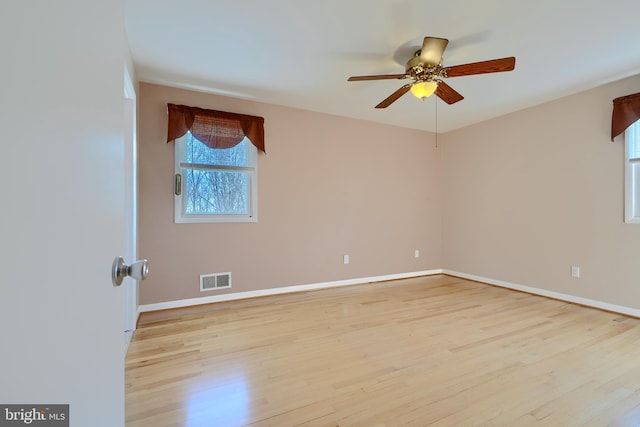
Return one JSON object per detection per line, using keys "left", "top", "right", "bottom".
{"left": 0, "top": 1, "right": 127, "bottom": 426}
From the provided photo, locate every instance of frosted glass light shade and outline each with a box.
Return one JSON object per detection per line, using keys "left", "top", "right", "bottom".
{"left": 411, "top": 81, "right": 438, "bottom": 99}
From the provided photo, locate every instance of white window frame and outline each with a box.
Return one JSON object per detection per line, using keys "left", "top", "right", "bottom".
{"left": 625, "top": 120, "right": 640, "bottom": 224}
{"left": 174, "top": 133, "right": 258, "bottom": 224}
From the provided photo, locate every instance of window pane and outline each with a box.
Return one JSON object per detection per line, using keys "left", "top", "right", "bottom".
{"left": 633, "top": 163, "right": 640, "bottom": 217}
{"left": 185, "top": 131, "right": 249, "bottom": 167}
{"left": 629, "top": 121, "right": 640, "bottom": 160}
{"left": 184, "top": 168, "right": 250, "bottom": 215}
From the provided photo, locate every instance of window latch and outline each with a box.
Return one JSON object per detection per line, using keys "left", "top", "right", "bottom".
{"left": 175, "top": 174, "right": 182, "bottom": 196}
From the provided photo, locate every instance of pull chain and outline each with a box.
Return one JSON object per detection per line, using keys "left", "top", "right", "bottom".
{"left": 435, "top": 96, "right": 438, "bottom": 148}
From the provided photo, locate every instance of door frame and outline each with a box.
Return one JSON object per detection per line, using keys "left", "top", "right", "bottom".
{"left": 123, "top": 66, "right": 138, "bottom": 350}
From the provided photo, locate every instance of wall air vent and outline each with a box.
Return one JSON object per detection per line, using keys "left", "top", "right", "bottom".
{"left": 200, "top": 272, "right": 231, "bottom": 292}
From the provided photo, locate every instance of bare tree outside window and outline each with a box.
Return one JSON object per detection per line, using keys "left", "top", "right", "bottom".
{"left": 184, "top": 132, "right": 249, "bottom": 215}
{"left": 175, "top": 131, "right": 257, "bottom": 222}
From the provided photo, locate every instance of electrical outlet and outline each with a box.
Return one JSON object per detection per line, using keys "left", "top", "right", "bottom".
{"left": 343, "top": 255, "right": 349, "bottom": 265}
{"left": 415, "top": 250, "right": 420, "bottom": 258}
{"left": 571, "top": 265, "right": 580, "bottom": 278}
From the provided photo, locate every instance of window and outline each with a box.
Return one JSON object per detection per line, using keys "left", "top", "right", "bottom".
{"left": 175, "top": 131, "right": 257, "bottom": 223}
{"left": 625, "top": 120, "right": 640, "bottom": 223}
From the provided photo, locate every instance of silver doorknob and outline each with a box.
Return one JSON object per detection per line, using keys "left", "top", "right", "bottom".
{"left": 112, "top": 256, "right": 149, "bottom": 286}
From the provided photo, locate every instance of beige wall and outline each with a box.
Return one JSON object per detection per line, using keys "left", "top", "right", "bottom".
{"left": 441, "top": 74, "right": 640, "bottom": 308}
{"left": 139, "top": 83, "right": 442, "bottom": 305}
{"left": 139, "top": 75, "right": 640, "bottom": 309}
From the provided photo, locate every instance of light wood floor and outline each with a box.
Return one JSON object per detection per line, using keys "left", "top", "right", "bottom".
{"left": 125, "top": 275, "right": 640, "bottom": 426}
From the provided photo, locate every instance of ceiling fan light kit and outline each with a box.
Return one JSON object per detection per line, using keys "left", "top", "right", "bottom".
{"left": 347, "top": 36, "right": 516, "bottom": 108}
{"left": 411, "top": 80, "right": 438, "bottom": 99}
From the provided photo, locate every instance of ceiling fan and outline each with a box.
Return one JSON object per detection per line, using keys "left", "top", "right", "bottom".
{"left": 347, "top": 36, "right": 516, "bottom": 108}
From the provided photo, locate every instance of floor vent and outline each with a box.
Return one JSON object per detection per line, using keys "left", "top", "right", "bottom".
{"left": 200, "top": 273, "right": 231, "bottom": 292}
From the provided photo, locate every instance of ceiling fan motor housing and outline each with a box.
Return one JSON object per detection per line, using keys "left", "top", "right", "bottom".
{"left": 405, "top": 53, "right": 446, "bottom": 83}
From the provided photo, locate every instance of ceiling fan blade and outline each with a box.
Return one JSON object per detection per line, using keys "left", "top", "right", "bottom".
{"left": 348, "top": 74, "right": 407, "bottom": 82}
{"left": 375, "top": 84, "right": 412, "bottom": 108}
{"left": 419, "top": 37, "right": 449, "bottom": 66}
{"left": 445, "top": 57, "right": 516, "bottom": 77}
{"left": 435, "top": 81, "right": 464, "bottom": 105}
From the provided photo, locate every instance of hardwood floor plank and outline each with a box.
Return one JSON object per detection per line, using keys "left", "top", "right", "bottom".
{"left": 126, "top": 275, "right": 640, "bottom": 426}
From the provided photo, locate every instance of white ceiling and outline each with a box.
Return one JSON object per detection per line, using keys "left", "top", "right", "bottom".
{"left": 125, "top": 0, "right": 640, "bottom": 133}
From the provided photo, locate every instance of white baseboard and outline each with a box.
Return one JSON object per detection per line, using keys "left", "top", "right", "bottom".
{"left": 443, "top": 270, "right": 640, "bottom": 318}
{"left": 139, "top": 269, "right": 444, "bottom": 313}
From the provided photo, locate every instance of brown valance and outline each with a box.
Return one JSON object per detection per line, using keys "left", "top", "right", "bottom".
{"left": 167, "top": 103, "right": 265, "bottom": 153}
{"left": 611, "top": 92, "right": 640, "bottom": 141}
